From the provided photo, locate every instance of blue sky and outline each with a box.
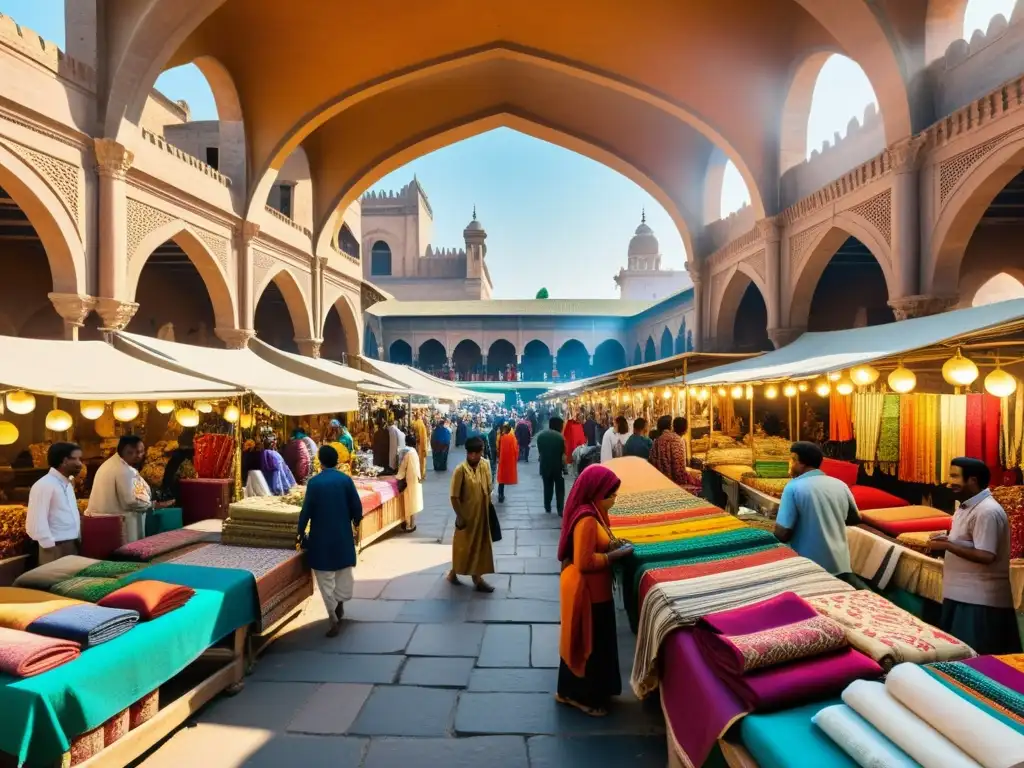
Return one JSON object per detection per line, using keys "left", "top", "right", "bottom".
{"left": 2, "top": 0, "right": 1014, "bottom": 298}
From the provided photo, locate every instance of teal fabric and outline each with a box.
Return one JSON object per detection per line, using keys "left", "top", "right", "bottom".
{"left": 924, "top": 667, "right": 1024, "bottom": 736}
{"left": 0, "top": 562, "right": 258, "bottom": 766}
{"left": 740, "top": 699, "right": 858, "bottom": 768}
{"left": 145, "top": 506, "right": 183, "bottom": 537}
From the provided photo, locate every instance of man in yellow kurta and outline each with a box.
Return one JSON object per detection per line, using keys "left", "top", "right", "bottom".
{"left": 447, "top": 435, "right": 495, "bottom": 592}
{"left": 412, "top": 412, "right": 429, "bottom": 481}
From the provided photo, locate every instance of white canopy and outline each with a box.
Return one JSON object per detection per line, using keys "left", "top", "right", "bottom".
{"left": 358, "top": 357, "right": 504, "bottom": 402}
{"left": 248, "top": 339, "right": 406, "bottom": 394}
{"left": 0, "top": 335, "right": 238, "bottom": 400}
{"left": 114, "top": 333, "right": 358, "bottom": 415}
{"left": 688, "top": 299, "right": 1024, "bottom": 386}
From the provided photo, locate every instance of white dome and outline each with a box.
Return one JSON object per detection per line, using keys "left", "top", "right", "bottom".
{"left": 628, "top": 213, "right": 659, "bottom": 257}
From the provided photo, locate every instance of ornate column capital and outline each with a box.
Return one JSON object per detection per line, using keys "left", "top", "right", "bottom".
{"left": 94, "top": 297, "right": 138, "bottom": 332}
{"left": 296, "top": 338, "right": 323, "bottom": 359}
{"left": 93, "top": 139, "right": 134, "bottom": 179}
{"left": 215, "top": 327, "right": 255, "bottom": 349}
{"left": 887, "top": 135, "right": 928, "bottom": 175}
{"left": 755, "top": 216, "right": 783, "bottom": 244}
{"left": 767, "top": 326, "right": 806, "bottom": 349}
{"left": 684, "top": 261, "right": 703, "bottom": 287}
{"left": 48, "top": 293, "right": 96, "bottom": 327}
{"left": 887, "top": 294, "right": 958, "bottom": 321}
{"left": 238, "top": 221, "right": 261, "bottom": 245}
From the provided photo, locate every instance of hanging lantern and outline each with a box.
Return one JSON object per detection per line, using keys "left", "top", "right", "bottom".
{"left": 155, "top": 400, "right": 175, "bottom": 415}
{"left": 827, "top": 371, "right": 842, "bottom": 382}
{"left": 45, "top": 409, "right": 73, "bottom": 432}
{"left": 5, "top": 391, "right": 35, "bottom": 415}
{"left": 0, "top": 421, "right": 17, "bottom": 445}
{"left": 815, "top": 380, "right": 831, "bottom": 398}
{"left": 688, "top": 386, "right": 699, "bottom": 397}
{"left": 717, "top": 387, "right": 727, "bottom": 398}
{"left": 79, "top": 401, "right": 105, "bottom": 420}
{"left": 223, "top": 404, "right": 240, "bottom": 423}
{"left": 835, "top": 376, "right": 855, "bottom": 396}
{"left": 745, "top": 385, "right": 753, "bottom": 400}
{"left": 765, "top": 385, "right": 779, "bottom": 399}
{"left": 239, "top": 413, "right": 255, "bottom": 430}
{"left": 195, "top": 401, "right": 213, "bottom": 414}
{"left": 888, "top": 365, "right": 916, "bottom": 394}
{"left": 783, "top": 383, "right": 797, "bottom": 398}
{"left": 662, "top": 387, "right": 673, "bottom": 401}
{"left": 730, "top": 385, "right": 744, "bottom": 400}
{"left": 175, "top": 408, "right": 200, "bottom": 428}
{"left": 697, "top": 387, "right": 709, "bottom": 402}
{"left": 942, "top": 348, "right": 979, "bottom": 387}
{"left": 112, "top": 401, "right": 140, "bottom": 422}
{"left": 985, "top": 367, "right": 1017, "bottom": 398}
{"left": 797, "top": 382, "right": 808, "bottom": 392}
{"left": 851, "top": 365, "right": 880, "bottom": 387}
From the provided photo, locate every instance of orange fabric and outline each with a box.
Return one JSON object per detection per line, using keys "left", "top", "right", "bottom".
{"left": 0, "top": 587, "right": 83, "bottom": 631}
{"left": 497, "top": 433, "right": 519, "bottom": 484}
{"left": 560, "top": 517, "right": 613, "bottom": 676}
{"left": 829, "top": 392, "right": 854, "bottom": 442}
{"left": 603, "top": 456, "right": 678, "bottom": 495}
{"left": 859, "top": 505, "right": 949, "bottom": 523}
{"left": 98, "top": 580, "right": 195, "bottom": 620}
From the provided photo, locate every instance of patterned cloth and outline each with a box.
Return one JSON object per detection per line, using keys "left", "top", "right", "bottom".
{"left": 75, "top": 561, "right": 150, "bottom": 579}
{"left": 741, "top": 475, "right": 789, "bottom": 498}
{"left": 846, "top": 526, "right": 904, "bottom": 589}
{"left": 929, "top": 660, "right": 1024, "bottom": 721}
{"left": 49, "top": 577, "right": 123, "bottom": 603}
{"left": 716, "top": 615, "right": 848, "bottom": 674}
{"left": 112, "top": 528, "right": 215, "bottom": 562}
{"left": 992, "top": 486, "right": 1024, "bottom": 559}
{"left": 606, "top": 487, "right": 710, "bottom": 517}
{"left": 167, "top": 543, "right": 306, "bottom": 605}
{"left": 227, "top": 497, "right": 302, "bottom": 525}
{"left": 877, "top": 394, "right": 901, "bottom": 468}
{"left": 853, "top": 392, "right": 885, "bottom": 464}
{"left": 809, "top": 590, "right": 976, "bottom": 670}
{"left": 649, "top": 432, "right": 690, "bottom": 486}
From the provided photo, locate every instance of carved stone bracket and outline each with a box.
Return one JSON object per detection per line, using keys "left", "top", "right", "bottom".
{"left": 238, "top": 221, "right": 261, "bottom": 245}
{"left": 296, "top": 338, "right": 323, "bottom": 359}
{"left": 94, "top": 138, "right": 134, "bottom": 179}
{"left": 95, "top": 297, "right": 139, "bottom": 332}
{"left": 767, "top": 326, "right": 806, "bottom": 349}
{"left": 887, "top": 135, "right": 928, "bottom": 175}
{"left": 48, "top": 292, "right": 96, "bottom": 327}
{"left": 215, "top": 327, "right": 256, "bottom": 349}
{"left": 754, "top": 216, "right": 783, "bottom": 243}
{"left": 887, "top": 294, "right": 959, "bottom": 321}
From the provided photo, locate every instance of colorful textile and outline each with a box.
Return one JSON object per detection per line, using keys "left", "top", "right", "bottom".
{"left": 75, "top": 560, "right": 150, "bottom": 579}
{"left": 860, "top": 505, "right": 953, "bottom": 536}
{"left": 649, "top": 432, "right": 690, "bottom": 486}
{"left": 846, "top": 525, "right": 904, "bottom": 588}
{"left": 741, "top": 699, "right": 858, "bottom": 768}
{"left": 812, "top": 704, "right": 918, "bottom": 768}
{"left": 98, "top": 580, "right": 195, "bottom": 620}
{"left": 890, "top": 546, "right": 945, "bottom": 603}
{"left": 969, "top": 654, "right": 1024, "bottom": 695}
{"left": 877, "top": 394, "right": 901, "bottom": 468}
{"left": 706, "top": 615, "right": 848, "bottom": 674}
{"left": 741, "top": 475, "right": 789, "bottom": 498}
{"left": 899, "top": 394, "right": 941, "bottom": 485}
{"left": 12, "top": 556, "right": 101, "bottom": 591}
{"left": 940, "top": 395, "right": 968, "bottom": 484}
{"left": 992, "top": 486, "right": 1024, "bottom": 559}
{"left": 982, "top": 393, "right": 1003, "bottom": 484}
{"left": 611, "top": 515, "right": 745, "bottom": 544}
{"left": 930, "top": 660, "right": 1024, "bottom": 720}
{"left": 26, "top": 604, "right": 138, "bottom": 647}
{"left": 0, "top": 587, "right": 82, "bottom": 631}
{"left": 632, "top": 557, "right": 852, "bottom": 697}
{"left": 752, "top": 460, "right": 789, "bottom": 479}
{"left": 809, "top": 590, "right": 976, "bottom": 669}
{"left": 49, "top": 576, "right": 123, "bottom": 603}
{"left": 102, "top": 708, "right": 128, "bottom": 747}
{"left": 0, "top": 627, "right": 79, "bottom": 678}
{"left": 895, "top": 529, "right": 949, "bottom": 553}
{"left": 830, "top": 391, "right": 854, "bottom": 442}
{"left": 193, "top": 434, "right": 235, "bottom": 479}
{"left": 227, "top": 496, "right": 302, "bottom": 525}
{"left": 853, "top": 392, "right": 885, "bottom": 464}
{"left": 112, "top": 528, "right": 214, "bottom": 562}
{"left": 258, "top": 573, "right": 313, "bottom": 631}
{"left": 167, "top": 543, "right": 306, "bottom": 606}
{"left": 129, "top": 690, "right": 159, "bottom": 730}
{"left": 605, "top": 487, "right": 711, "bottom": 518}
{"left": 221, "top": 529, "right": 297, "bottom": 550}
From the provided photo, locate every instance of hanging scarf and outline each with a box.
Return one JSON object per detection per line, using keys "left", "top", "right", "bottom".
{"left": 967, "top": 393, "right": 984, "bottom": 461}
{"left": 982, "top": 393, "right": 1002, "bottom": 485}
{"left": 939, "top": 395, "right": 967, "bottom": 486}
{"left": 556, "top": 464, "right": 622, "bottom": 562}
{"left": 877, "top": 394, "right": 901, "bottom": 472}
{"left": 829, "top": 391, "right": 854, "bottom": 442}
{"left": 898, "top": 395, "right": 917, "bottom": 484}
{"left": 853, "top": 392, "right": 885, "bottom": 465}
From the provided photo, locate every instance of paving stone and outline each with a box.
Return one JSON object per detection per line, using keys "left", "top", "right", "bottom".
{"left": 455, "top": 692, "right": 612, "bottom": 735}
{"left": 477, "top": 624, "right": 531, "bottom": 667}
{"left": 394, "top": 598, "right": 469, "bottom": 623}
{"left": 407, "top": 622, "right": 485, "bottom": 656}
{"left": 352, "top": 579, "right": 388, "bottom": 599}
{"left": 527, "top": 735, "right": 667, "bottom": 767}
{"left": 523, "top": 558, "right": 560, "bottom": 574}
{"left": 428, "top": 573, "right": 511, "bottom": 599}
{"left": 539, "top": 545, "right": 559, "bottom": 558}
{"left": 250, "top": 651, "right": 404, "bottom": 684}
{"left": 530, "top": 624, "right": 561, "bottom": 668}
{"left": 512, "top": 544, "right": 540, "bottom": 558}
{"left": 509, "top": 574, "right": 560, "bottom": 602}
{"left": 466, "top": 598, "right": 560, "bottom": 623}
{"left": 341, "top": 599, "right": 407, "bottom": 622}
{"left": 286, "top": 683, "right": 373, "bottom": 734}
{"left": 467, "top": 667, "right": 557, "bottom": 693}
{"left": 321, "top": 622, "right": 415, "bottom": 654}
{"left": 349, "top": 685, "right": 458, "bottom": 736}
{"left": 241, "top": 734, "right": 367, "bottom": 767}
{"left": 398, "top": 656, "right": 476, "bottom": 687}
{"left": 514, "top": 528, "right": 561, "bottom": 545}
{"left": 198, "top": 681, "right": 319, "bottom": 730}
{"left": 494, "top": 557, "right": 526, "bottom": 574}
{"left": 363, "top": 735, "right": 529, "bottom": 768}
{"left": 379, "top": 573, "right": 443, "bottom": 600}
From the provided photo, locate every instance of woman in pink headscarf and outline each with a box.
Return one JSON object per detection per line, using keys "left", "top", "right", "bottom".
{"left": 556, "top": 464, "right": 633, "bottom": 716}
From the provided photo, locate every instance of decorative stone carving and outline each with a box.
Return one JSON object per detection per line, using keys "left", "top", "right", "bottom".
{"left": 95, "top": 298, "right": 139, "bottom": 331}
{"left": 2, "top": 139, "right": 81, "bottom": 231}
{"left": 754, "top": 216, "right": 782, "bottom": 243}
{"left": 767, "top": 326, "right": 806, "bottom": 349}
{"left": 126, "top": 198, "right": 174, "bottom": 265}
{"left": 849, "top": 189, "right": 892, "bottom": 247}
{"left": 215, "top": 327, "right": 255, "bottom": 349}
{"left": 887, "top": 294, "right": 958, "bottom": 321}
{"left": 361, "top": 281, "right": 387, "bottom": 312}
{"left": 938, "top": 125, "right": 1024, "bottom": 204}
{"left": 47, "top": 292, "right": 96, "bottom": 327}
{"left": 253, "top": 249, "right": 276, "bottom": 289}
{"left": 239, "top": 221, "right": 261, "bottom": 245}
{"left": 196, "top": 229, "right": 229, "bottom": 271}
{"left": 887, "top": 135, "right": 928, "bottom": 174}
{"left": 746, "top": 249, "right": 767, "bottom": 283}
{"left": 93, "top": 138, "right": 133, "bottom": 179}
{"left": 789, "top": 222, "right": 827, "bottom": 275}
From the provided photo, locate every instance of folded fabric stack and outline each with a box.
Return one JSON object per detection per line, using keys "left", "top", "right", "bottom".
{"left": 112, "top": 527, "right": 217, "bottom": 562}
{"left": 0, "top": 626, "right": 80, "bottom": 677}
{"left": 352, "top": 476, "right": 398, "bottom": 505}
{"left": 13, "top": 555, "right": 102, "bottom": 590}
{"left": 809, "top": 590, "right": 976, "bottom": 670}
{"left": 895, "top": 529, "right": 948, "bottom": 553}
{"left": 835, "top": 663, "right": 1024, "bottom": 768}
{"left": 223, "top": 496, "right": 303, "bottom": 548}
{"left": 15, "top": 557, "right": 151, "bottom": 603}
{"left": 166, "top": 543, "right": 306, "bottom": 607}
{"left": 740, "top": 474, "right": 789, "bottom": 498}
{"left": 26, "top": 604, "right": 138, "bottom": 647}
{"left": 98, "top": 580, "right": 195, "bottom": 620}
{"left": 859, "top": 505, "right": 953, "bottom": 537}
{"left": 929, "top": 655, "right": 1024, "bottom": 719}
{"left": 0, "top": 587, "right": 84, "bottom": 630}
{"left": 694, "top": 592, "right": 883, "bottom": 711}
{"left": 846, "top": 525, "right": 905, "bottom": 589}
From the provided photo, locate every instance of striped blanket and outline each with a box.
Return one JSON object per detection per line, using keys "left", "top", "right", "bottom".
{"left": 632, "top": 556, "right": 853, "bottom": 698}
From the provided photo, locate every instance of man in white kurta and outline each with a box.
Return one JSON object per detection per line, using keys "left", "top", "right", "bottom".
{"left": 387, "top": 422, "right": 406, "bottom": 473}
{"left": 86, "top": 436, "right": 156, "bottom": 543}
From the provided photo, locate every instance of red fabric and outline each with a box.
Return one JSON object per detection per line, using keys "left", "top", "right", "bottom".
{"left": 556, "top": 465, "right": 621, "bottom": 562}
{"left": 497, "top": 433, "right": 519, "bottom": 485}
{"left": 79, "top": 514, "right": 123, "bottom": 560}
{"left": 965, "top": 393, "right": 983, "bottom": 460}
{"left": 821, "top": 458, "right": 858, "bottom": 488}
{"left": 178, "top": 478, "right": 232, "bottom": 524}
{"left": 98, "top": 580, "right": 194, "bottom": 620}
{"left": 0, "top": 626, "right": 80, "bottom": 677}
{"left": 858, "top": 514, "right": 953, "bottom": 536}
{"left": 563, "top": 420, "right": 586, "bottom": 460}
{"left": 982, "top": 393, "right": 1002, "bottom": 485}
{"left": 850, "top": 485, "right": 908, "bottom": 511}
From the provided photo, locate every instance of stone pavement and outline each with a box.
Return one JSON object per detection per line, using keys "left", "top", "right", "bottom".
{"left": 139, "top": 447, "right": 666, "bottom": 767}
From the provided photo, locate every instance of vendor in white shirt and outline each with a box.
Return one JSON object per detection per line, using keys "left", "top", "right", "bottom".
{"left": 87, "top": 435, "right": 175, "bottom": 544}
{"left": 26, "top": 442, "right": 84, "bottom": 564}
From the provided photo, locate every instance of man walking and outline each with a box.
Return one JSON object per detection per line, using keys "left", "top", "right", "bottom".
{"left": 649, "top": 416, "right": 690, "bottom": 486}
{"left": 298, "top": 445, "right": 364, "bottom": 638}
{"left": 515, "top": 416, "right": 533, "bottom": 462}
{"left": 26, "top": 442, "right": 84, "bottom": 564}
{"left": 537, "top": 416, "right": 567, "bottom": 515}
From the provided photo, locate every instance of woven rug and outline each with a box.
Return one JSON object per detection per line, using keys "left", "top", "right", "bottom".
{"left": 227, "top": 497, "right": 302, "bottom": 525}
{"left": 258, "top": 573, "right": 314, "bottom": 631}
{"left": 167, "top": 542, "right": 299, "bottom": 580}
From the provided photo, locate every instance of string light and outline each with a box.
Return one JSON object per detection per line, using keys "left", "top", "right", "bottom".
{"left": 783, "top": 383, "right": 797, "bottom": 398}
{"left": 835, "top": 376, "right": 855, "bottom": 396}
{"left": 223, "top": 404, "right": 240, "bottom": 423}
{"left": 815, "top": 380, "right": 830, "bottom": 398}
{"left": 730, "top": 385, "right": 744, "bottom": 399}
{"left": 765, "top": 385, "right": 779, "bottom": 399}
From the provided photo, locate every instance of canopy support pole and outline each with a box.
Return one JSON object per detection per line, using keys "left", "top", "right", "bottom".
{"left": 749, "top": 391, "right": 755, "bottom": 469}
{"left": 795, "top": 389, "right": 801, "bottom": 441}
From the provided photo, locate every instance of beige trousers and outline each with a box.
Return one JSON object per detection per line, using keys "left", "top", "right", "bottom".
{"left": 314, "top": 567, "right": 355, "bottom": 618}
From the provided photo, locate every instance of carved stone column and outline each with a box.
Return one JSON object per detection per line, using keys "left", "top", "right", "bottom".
{"left": 767, "top": 326, "right": 806, "bottom": 349}
{"left": 48, "top": 293, "right": 96, "bottom": 341}
{"left": 757, "top": 216, "right": 783, "bottom": 329}
{"left": 235, "top": 222, "right": 260, "bottom": 331}
{"left": 95, "top": 297, "right": 138, "bottom": 333}
{"left": 888, "top": 136, "right": 928, "bottom": 301}
{"left": 214, "top": 327, "right": 255, "bottom": 349}
{"left": 94, "top": 139, "right": 133, "bottom": 302}
{"left": 887, "top": 295, "right": 958, "bottom": 321}
{"left": 686, "top": 263, "right": 703, "bottom": 352}
{"left": 296, "top": 338, "right": 322, "bottom": 358}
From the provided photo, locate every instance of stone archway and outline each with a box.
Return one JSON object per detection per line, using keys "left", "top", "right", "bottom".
{"left": 321, "top": 291, "right": 362, "bottom": 359}
{"left": 418, "top": 339, "right": 448, "bottom": 372}
{"left": 593, "top": 339, "right": 627, "bottom": 375}
{"left": 253, "top": 268, "right": 313, "bottom": 352}
{"left": 487, "top": 339, "right": 517, "bottom": 378}
{"left": 556, "top": 339, "right": 590, "bottom": 380}
{"left": 389, "top": 339, "right": 413, "bottom": 365}
{"left": 713, "top": 268, "right": 773, "bottom": 351}
{"left": 452, "top": 339, "right": 483, "bottom": 378}
{"left": 522, "top": 340, "right": 553, "bottom": 382}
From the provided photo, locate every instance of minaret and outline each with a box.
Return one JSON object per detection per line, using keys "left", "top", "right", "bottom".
{"left": 463, "top": 205, "right": 487, "bottom": 281}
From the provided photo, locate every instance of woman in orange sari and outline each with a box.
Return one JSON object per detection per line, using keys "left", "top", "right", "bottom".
{"left": 556, "top": 464, "right": 633, "bottom": 716}
{"left": 496, "top": 423, "right": 519, "bottom": 503}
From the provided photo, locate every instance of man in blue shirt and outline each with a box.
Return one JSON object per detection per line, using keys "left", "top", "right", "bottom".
{"left": 774, "top": 442, "right": 860, "bottom": 583}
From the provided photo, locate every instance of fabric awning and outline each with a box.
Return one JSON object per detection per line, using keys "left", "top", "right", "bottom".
{"left": 357, "top": 357, "right": 504, "bottom": 402}
{"left": 113, "top": 333, "right": 358, "bottom": 415}
{"left": 0, "top": 335, "right": 239, "bottom": 400}
{"left": 248, "top": 339, "right": 407, "bottom": 394}
{"left": 687, "top": 299, "right": 1024, "bottom": 386}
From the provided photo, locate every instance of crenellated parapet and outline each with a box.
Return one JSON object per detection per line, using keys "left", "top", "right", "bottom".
{"left": 0, "top": 13, "right": 95, "bottom": 90}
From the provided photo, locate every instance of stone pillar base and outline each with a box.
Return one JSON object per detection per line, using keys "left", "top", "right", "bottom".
{"left": 215, "top": 327, "right": 255, "bottom": 350}
{"left": 767, "top": 326, "right": 806, "bottom": 349}
{"left": 296, "top": 338, "right": 323, "bottom": 358}
{"left": 95, "top": 298, "right": 138, "bottom": 333}
{"left": 887, "top": 295, "right": 958, "bottom": 321}
{"left": 48, "top": 293, "right": 97, "bottom": 340}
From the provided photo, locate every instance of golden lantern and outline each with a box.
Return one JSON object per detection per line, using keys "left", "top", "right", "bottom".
{"left": 798, "top": 382, "right": 808, "bottom": 392}
{"left": 155, "top": 400, "right": 175, "bottom": 414}
{"left": 662, "top": 387, "right": 673, "bottom": 401}
{"left": 697, "top": 387, "right": 709, "bottom": 402}
{"left": 765, "top": 385, "right": 779, "bottom": 399}
{"left": 688, "top": 386, "right": 699, "bottom": 397}
{"left": 783, "top": 383, "right": 797, "bottom": 398}
{"left": 239, "top": 413, "right": 255, "bottom": 429}
{"left": 223, "top": 404, "right": 240, "bottom": 423}
{"left": 0, "top": 421, "right": 17, "bottom": 445}
{"left": 730, "top": 385, "right": 744, "bottom": 400}
{"left": 835, "top": 376, "right": 855, "bottom": 396}
{"left": 175, "top": 408, "right": 200, "bottom": 428}
{"left": 745, "top": 385, "right": 754, "bottom": 400}
{"left": 851, "top": 365, "right": 880, "bottom": 387}
{"left": 5, "top": 391, "right": 35, "bottom": 415}
{"left": 827, "top": 371, "right": 842, "bottom": 382}
{"left": 80, "top": 401, "right": 105, "bottom": 420}
{"left": 112, "top": 401, "right": 140, "bottom": 422}
{"left": 942, "top": 348, "right": 979, "bottom": 387}
{"left": 984, "top": 367, "right": 1017, "bottom": 398}
{"left": 815, "top": 380, "right": 831, "bottom": 398}
{"left": 888, "top": 365, "right": 916, "bottom": 394}
{"left": 717, "top": 387, "right": 727, "bottom": 398}
{"left": 45, "top": 409, "right": 73, "bottom": 432}
{"left": 195, "top": 401, "right": 213, "bottom": 414}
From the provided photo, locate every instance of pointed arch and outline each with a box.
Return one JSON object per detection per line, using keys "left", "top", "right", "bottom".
{"left": 254, "top": 267, "right": 313, "bottom": 342}
{"left": 713, "top": 267, "right": 772, "bottom": 351}
{"left": 322, "top": 290, "right": 362, "bottom": 358}
{"left": 660, "top": 327, "right": 674, "bottom": 359}
{"left": 633, "top": 344, "right": 643, "bottom": 366}
{"left": 389, "top": 339, "right": 413, "bottom": 365}
{"left": 418, "top": 338, "right": 448, "bottom": 370}
{"left": 643, "top": 337, "right": 657, "bottom": 363}
{"left": 593, "top": 339, "right": 627, "bottom": 375}
{"left": 364, "top": 327, "right": 379, "bottom": 358}
{"left": 126, "top": 219, "right": 236, "bottom": 330}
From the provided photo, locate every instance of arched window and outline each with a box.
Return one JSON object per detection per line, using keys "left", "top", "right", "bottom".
{"left": 370, "top": 241, "right": 392, "bottom": 276}
{"left": 338, "top": 224, "right": 360, "bottom": 260}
